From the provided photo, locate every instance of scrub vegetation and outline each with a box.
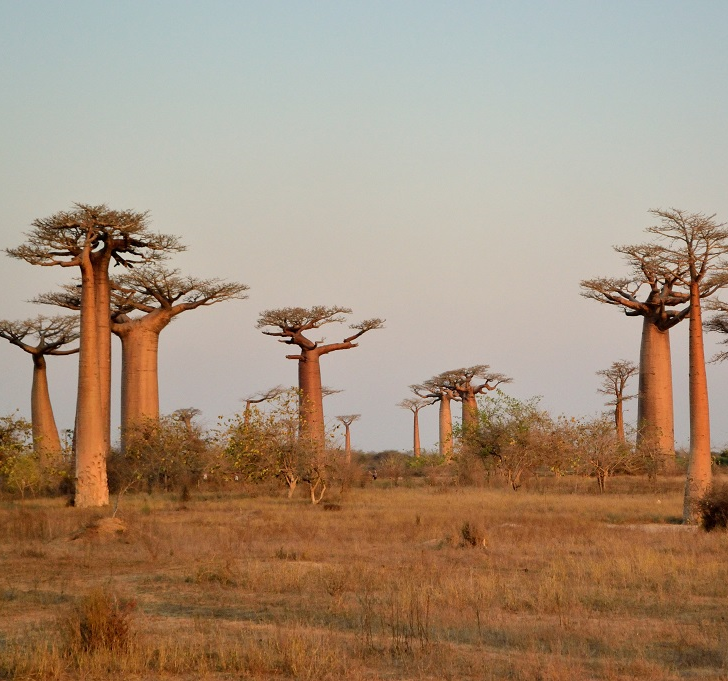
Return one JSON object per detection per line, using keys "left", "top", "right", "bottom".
{"left": 0, "top": 481, "right": 727, "bottom": 681}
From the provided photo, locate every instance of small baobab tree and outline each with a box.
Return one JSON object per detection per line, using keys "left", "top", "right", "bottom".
{"left": 581, "top": 244, "right": 690, "bottom": 457}
{"left": 256, "top": 306, "right": 383, "bottom": 446}
{"left": 397, "top": 396, "right": 432, "bottom": 458}
{"left": 645, "top": 208, "right": 728, "bottom": 523}
{"left": 336, "top": 414, "right": 360, "bottom": 464}
{"left": 0, "top": 315, "right": 78, "bottom": 463}
{"left": 8, "top": 204, "right": 183, "bottom": 507}
{"left": 413, "top": 377, "right": 461, "bottom": 461}
{"left": 596, "top": 360, "right": 638, "bottom": 442}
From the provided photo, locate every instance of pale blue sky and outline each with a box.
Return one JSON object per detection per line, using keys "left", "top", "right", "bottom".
{"left": 2, "top": 2, "right": 728, "bottom": 452}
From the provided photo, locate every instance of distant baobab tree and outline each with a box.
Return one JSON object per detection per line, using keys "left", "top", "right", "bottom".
{"left": 581, "top": 244, "right": 690, "bottom": 457}
{"left": 8, "top": 203, "right": 182, "bottom": 507}
{"left": 0, "top": 315, "right": 78, "bottom": 463}
{"left": 644, "top": 209, "right": 728, "bottom": 523}
{"left": 439, "top": 365, "right": 512, "bottom": 435}
{"left": 256, "top": 306, "right": 383, "bottom": 446}
{"left": 413, "top": 377, "right": 461, "bottom": 461}
{"left": 397, "top": 396, "right": 432, "bottom": 458}
{"left": 596, "top": 360, "right": 638, "bottom": 442}
{"left": 242, "top": 385, "right": 286, "bottom": 424}
{"left": 172, "top": 407, "right": 202, "bottom": 438}
{"left": 336, "top": 414, "right": 360, "bottom": 463}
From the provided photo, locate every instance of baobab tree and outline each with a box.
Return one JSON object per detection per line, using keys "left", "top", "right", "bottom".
{"left": 110, "top": 265, "right": 248, "bottom": 447}
{"left": 0, "top": 315, "right": 78, "bottom": 462}
{"left": 336, "top": 414, "right": 360, "bottom": 463}
{"left": 172, "top": 407, "right": 202, "bottom": 437}
{"left": 439, "top": 365, "right": 512, "bottom": 435}
{"left": 413, "top": 377, "right": 461, "bottom": 461}
{"left": 242, "top": 386, "right": 286, "bottom": 425}
{"left": 7, "top": 204, "right": 182, "bottom": 507}
{"left": 596, "top": 360, "right": 638, "bottom": 442}
{"left": 581, "top": 244, "right": 690, "bottom": 456}
{"left": 397, "top": 396, "right": 432, "bottom": 458}
{"left": 644, "top": 209, "right": 728, "bottom": 523}
{"left": 256, "top": 306, "right": 383, "bottom": 446}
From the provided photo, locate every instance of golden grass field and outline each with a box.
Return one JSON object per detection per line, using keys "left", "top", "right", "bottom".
{"left": 1, "top": 476, "right": 727, "bottom": 680}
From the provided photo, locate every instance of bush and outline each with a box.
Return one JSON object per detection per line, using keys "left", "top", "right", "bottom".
{"left": 698, "top": 484, "right": 728, "bottom": 532}
{"left": 61, "top": 590, "right": 135, "bottom": 655}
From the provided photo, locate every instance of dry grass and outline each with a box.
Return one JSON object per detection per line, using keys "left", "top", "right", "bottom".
{"left": 1, "top": 477, "right": 727, "bottom": 680}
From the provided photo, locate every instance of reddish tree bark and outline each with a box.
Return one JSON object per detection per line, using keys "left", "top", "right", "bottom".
{"left": 596, "top": 360, "right": 638, "bottom": 442}
{"left": 398, "top": 397, "right": 432, "bottom": 458}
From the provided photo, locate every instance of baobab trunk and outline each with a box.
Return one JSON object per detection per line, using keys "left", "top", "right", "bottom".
{"left": 118, "top": 325, "right": 161, "bottom": 449}
{"left": 413, "top": 408, "right": 421, "bottom": 458}
{"left": 439, "top": 396, "right": 454, "bottom": 461}
{"left": 92, "top": 251, "right": 113, "bottom": 453}
{"left": 298, "top": 351, "right": 326, "bottom": 446}
{"left": 30, "top": 354, "right": 62, "bottom": 463}
{"left": 344, "top": 424, "right": 352, "bottom": 464}
{"left": 636, "top": 317, "right": 674, "bottom": 456}
{"left": 684, "top": 282, "right": 712, "bottom": 523}
{"left": 461, "top": 394, "right": 479, "bottom": 434}
{"left": 74, "top": 253, "right": 109, "bottom": 507}
{"left": 614, "top": 400, "right": 625, "bottom": 443}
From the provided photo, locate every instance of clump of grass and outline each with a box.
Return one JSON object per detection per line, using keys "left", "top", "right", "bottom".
{"left": 456, "top": 520, "right": 488, "bottom": 548}
{"left": 698, "top": 483, "right": 728, "bottom": 531}
{"left": 191, "top": 559, "right": 239, "bottom": 586}
{"left": 61, "top": 589, "right": 136, "bottom": 655}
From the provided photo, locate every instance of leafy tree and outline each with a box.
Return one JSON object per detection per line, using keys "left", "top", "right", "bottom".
{"left": 224, "top": 388, "right": 334, "bottom": 503}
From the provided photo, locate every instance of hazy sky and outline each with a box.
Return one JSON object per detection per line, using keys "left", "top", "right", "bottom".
{"left": 2, "top": 2, "right": 728, "bottom": 453}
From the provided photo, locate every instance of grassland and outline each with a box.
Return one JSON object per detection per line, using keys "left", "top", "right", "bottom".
{"left": 1, "top": 476, "right": 727, "bottom": 680}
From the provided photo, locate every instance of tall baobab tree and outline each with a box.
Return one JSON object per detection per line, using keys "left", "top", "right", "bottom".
{"left": 645, "top": 209, "right": 728, "bottom": 523}
{"left": 596, "top": 360, "right": 638, "bottom": 442}
{"left": 397, "top": 396, "right": 432, "bottom": 458}
{"left": 242, "top": 386, "right": 286, "bottom": 425}
{"left": 413, "top": 378, "right": 461, "bottom": 461}
{"left": 256, "top": 306, "right": 383, "bottom": 446}
{"left": 439, "top": 365, "right": 512, "bottom": 435}
{"left": 336, "top": 414, "right": 360, "bottom": 463}
{"left": 110, "top": 266, "right": 248, "bottom": 446}
{"left": 0, "top": 315, "right": 78, "bottom": 462}
{"left": 581, "top": 244, "right": 690, "bottom": 456}
{"left": 7, "top": 204, "right": 182, "bottom": 507}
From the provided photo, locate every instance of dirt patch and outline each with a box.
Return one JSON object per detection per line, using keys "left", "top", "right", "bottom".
{"left": 70, "top": 516, "right": 128, "bottom": 542}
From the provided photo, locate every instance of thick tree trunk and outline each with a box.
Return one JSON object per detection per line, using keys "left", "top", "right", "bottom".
{"left": 636, "top": 317, "right": 675, "bottom": 456}
{"left": 91, "top": 250, "right": 112, "bottom": 454}
{"left": 614, "top": 402, "right": 625, "bottom": 443}
{"left": 439, "top": 397, "right": 453, "bottom": 461}
{"left": 413, "top": 409, "right": 421, "bottom": 458}
{"left": 118, "top": 325, "right": 162, "bottom": 449}
{"left": 74, "top": 254, "right": 109, "bottom": 507}
{"left": 683, "top": 283, "right": 712, "bottom": 523}
{"left": 344, "top": 424, "right": 352, "bottom": 464}
{"left": 30, "top": 354, "right": 62, "bottom": 464}
{"left": 461, "top": 393, "right": 479, "bottom": 434}
{"left": 298, "top": 350, "right": 326, "bottom": 446}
